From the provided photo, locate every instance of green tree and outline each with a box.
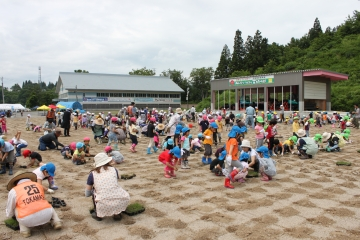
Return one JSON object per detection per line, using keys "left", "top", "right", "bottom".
{"left": 244, "top": 30, "right": 269, "bottom": 74}
{"left": 129, "top": 67, "right": 156, "bottom": 76}
{"left": 229, "top": 30, "right": 245, "bottom": 74}
{"left": 74, "top": 69, "right": 89, "bottom": 73}
{"left": 189, "top": 67, "right": 214, "bottom": 100}
{"left": 214, "top": 44, "right": 231, "bottom": 79}
{"left": 230, "top": 70, "right": 251, "bottom": 77}
{"left": 160, "top": 69, "right": 189, "bottom": 101}
{"left": 26, "top": 94, "right": 39, "bottom": 108}
{"left": 308, "top": 17, "right": 323, "bottom": 41}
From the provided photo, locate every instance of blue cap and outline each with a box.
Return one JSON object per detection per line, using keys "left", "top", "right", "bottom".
{"left": 167, "top": 139, "right": 174, "bottom": 145}
{"left": 188, "top": 134, "right": 193, "bottom": 139}
{"left": 239, "top": 152, "right": 250, "bottom": 161}
{"left": 0, "top": 139, "right": 4, "bottom": 147}
{"left": 40, "top": 162, "right": 56, "bottom": 177}
{"left": 256, "top": 146, "right": 269, "bottom": 158}
{"left": 182, "top": 127, "right": 190, "bottom": 133}
{"left": 210, "top": 122, "right": 218, "bottom": 129}
{"left": 228, "top": 126, "right": 242, "bottom": 138}
{"left": 198, "top": 133, "right": 203, "bottom": 138}
{"left": 219, "top": 150, "right": 227, "bottom": 160}
{"left": 76, "top": 142, "right": 84, "bottom": 149}
{"left": 170, "top": 146, "right": 181, "bottom": 158}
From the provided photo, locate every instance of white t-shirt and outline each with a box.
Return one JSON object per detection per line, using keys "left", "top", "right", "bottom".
{"left": 12, "top": 138, "right": 28, "bottom": 145}
{"left": 33, "top": 166, "right": 46, "bottom": 180}
{"left": 241, "top": 148, "right": 259, "bottom": 158}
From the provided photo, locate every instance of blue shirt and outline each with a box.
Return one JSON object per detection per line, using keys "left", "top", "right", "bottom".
{"left": 246, "top": 106, "right": 255, "bottom": 116}
{"left": 2, "top": 142, "right": 14, "bottom": 152}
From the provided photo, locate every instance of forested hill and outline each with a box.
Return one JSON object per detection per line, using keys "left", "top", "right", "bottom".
{"left": 211, "top": 10, "right": 360, "bottom": 112}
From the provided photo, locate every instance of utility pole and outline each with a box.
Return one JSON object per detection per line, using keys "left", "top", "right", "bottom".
{"left": 1, "top": 77, "right": 4, "bottom": 104}
{"left": 75, "top": 85, "right": 78, "bottom": 102}
{"left": 186, "top": 87, "right": 189, "bottom": 109}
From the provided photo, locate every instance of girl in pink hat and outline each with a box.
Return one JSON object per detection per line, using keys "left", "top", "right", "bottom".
{"left": 83, "top": 137, "right": 93, "bottom": 157}
{"left": 104, "top": 146, "right": 124, "bottom": 164}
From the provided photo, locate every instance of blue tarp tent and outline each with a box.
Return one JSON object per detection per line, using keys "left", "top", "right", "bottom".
{"left": 56, "top": 102, "right": 82, "bottom": 110}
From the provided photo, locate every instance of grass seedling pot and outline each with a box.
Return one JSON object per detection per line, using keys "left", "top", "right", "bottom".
{"left": 124, "top": 203, "right": 145, "bottom": 216}
{"left": 336, "top": 161, "right": 351, "bottom": 166}
{"left": 5, "top": 218, "right": 19, "bottom": 231}
{"left": 121, "top": 173, "right": 136, "bottom": 180}
{"left": 246, "top": 170, "right": 259, "bottom": 178}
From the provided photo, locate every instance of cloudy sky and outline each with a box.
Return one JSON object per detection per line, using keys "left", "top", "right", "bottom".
{"left": 0, "top": 0, "right": 358, "bottom": 88}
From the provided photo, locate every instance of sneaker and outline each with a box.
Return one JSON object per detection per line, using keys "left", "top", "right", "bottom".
{"left": 185, "top": 160, "right": 191, "bottom": 169}
{"left": 91, "top": 212, "right": 102, "bottom": 221}
{"left": 181, "top": 160, "right": 186, "bottom": 169}
{"left": 53, "top": 221, "right": 62, "bottom": 230}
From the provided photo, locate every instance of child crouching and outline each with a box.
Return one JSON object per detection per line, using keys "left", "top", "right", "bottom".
{"left": 233, "top": 152, "right": 249, "bottom": 183}
{"left": 72, "top": 142, "right": 86, "bottom": 165}
{"left": 256, "top": 146, "right": 276, "bottom": 181}
{"left": 158, "top": 146, "right": 181, "bottom": 178}
{"left": 104, "top": 146, "right": 124, "bottom": 164}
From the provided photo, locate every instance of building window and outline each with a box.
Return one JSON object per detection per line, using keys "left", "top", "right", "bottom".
{"left": 158, "top": 94, "right": 169, "bottom": 98}
{"left": 135, "top": 93, "right": 147, "bottom": 97}
{"left": 110, "top": 93, "right": 121, "bottom": 97}
{"left": 123, "top": 93, "right": 134, "bottom": 97}
{"left": 97, "top": 93, "right": 109, "bottom": 97}
{"left": 147, "top": 93, "right": 158, "bottom": 98}
{"left": 169, "top": 94, "right": 180, "bottom": 98}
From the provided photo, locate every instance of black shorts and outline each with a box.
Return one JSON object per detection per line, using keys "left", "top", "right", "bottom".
{"left": 204, "top": 144, "right": 212, "bottom": 156}
{"left": 181, "top": 149, "right": 190, "bottom": 159}
{"left": 130, "top": 134, "right": 138, "bottom": 145}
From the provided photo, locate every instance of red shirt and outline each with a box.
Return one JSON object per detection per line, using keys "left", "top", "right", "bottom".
{"left": 340, "top": 121, "right": 346, "bottom": 130}
{"left": 158, "top": 150, "right": 177, "bottom": 164}
{"left": 266, "top": 125, "right": 275, "bottom": 139}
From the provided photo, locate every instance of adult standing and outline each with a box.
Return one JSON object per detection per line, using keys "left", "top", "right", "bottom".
{"left": 85, "top": 153, "right": 130, "bottom": 221}
{"left": 6, "top": 171, "right": 62, "bottom": 238}
{"left": 279, "top": 105, "right": 285, "bottom": 122}
{"left": 61, "top": 108, "right": 71, "bottom": 137}
{"left": 38, "top": 129, "right": 64, "bottom": 151}
{"left": 190, "top": 106, "right": 196, "bottom": 122}
{"left": 166, "top": 108, "right": 182, "bottom": 140}
{"left": 245, "top": 104, "right": 256, "bottom": 129}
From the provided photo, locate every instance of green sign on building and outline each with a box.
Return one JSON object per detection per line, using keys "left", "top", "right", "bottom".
{"left": 229, "top": 75, "right": 274, "bottom": 86}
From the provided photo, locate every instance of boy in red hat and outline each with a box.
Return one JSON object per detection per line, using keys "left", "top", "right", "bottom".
{"left": 21, "top": 149, "right": 43, "bottom": 168}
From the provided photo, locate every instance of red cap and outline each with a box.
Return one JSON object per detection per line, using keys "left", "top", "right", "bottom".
{"left": 23, "top": 149, "right": 32, "bottom": 158}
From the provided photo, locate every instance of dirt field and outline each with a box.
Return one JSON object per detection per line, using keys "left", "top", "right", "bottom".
{"left": 1, "top": 115, "right": 360, "bottom": 240}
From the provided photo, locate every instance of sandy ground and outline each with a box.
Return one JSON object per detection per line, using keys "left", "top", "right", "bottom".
{"left": 1, "top": 115, "right": 360, "bottom": 240}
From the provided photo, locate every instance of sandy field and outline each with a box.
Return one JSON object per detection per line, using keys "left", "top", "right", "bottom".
{"left": 1, "top": 115, "right": 360, "bottom": 240}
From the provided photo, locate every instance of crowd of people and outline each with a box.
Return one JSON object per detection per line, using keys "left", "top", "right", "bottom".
{"left": 0, "top": 102, "right": 357, "bottom": 237}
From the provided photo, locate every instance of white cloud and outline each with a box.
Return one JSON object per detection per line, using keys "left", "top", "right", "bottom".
{"left": 0, "top": 0, "right": 357, "bottom": 88}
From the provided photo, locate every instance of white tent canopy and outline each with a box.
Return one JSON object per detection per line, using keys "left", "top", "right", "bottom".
{"left": 0, "top": 104, "right": 25, "bottom": 110}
